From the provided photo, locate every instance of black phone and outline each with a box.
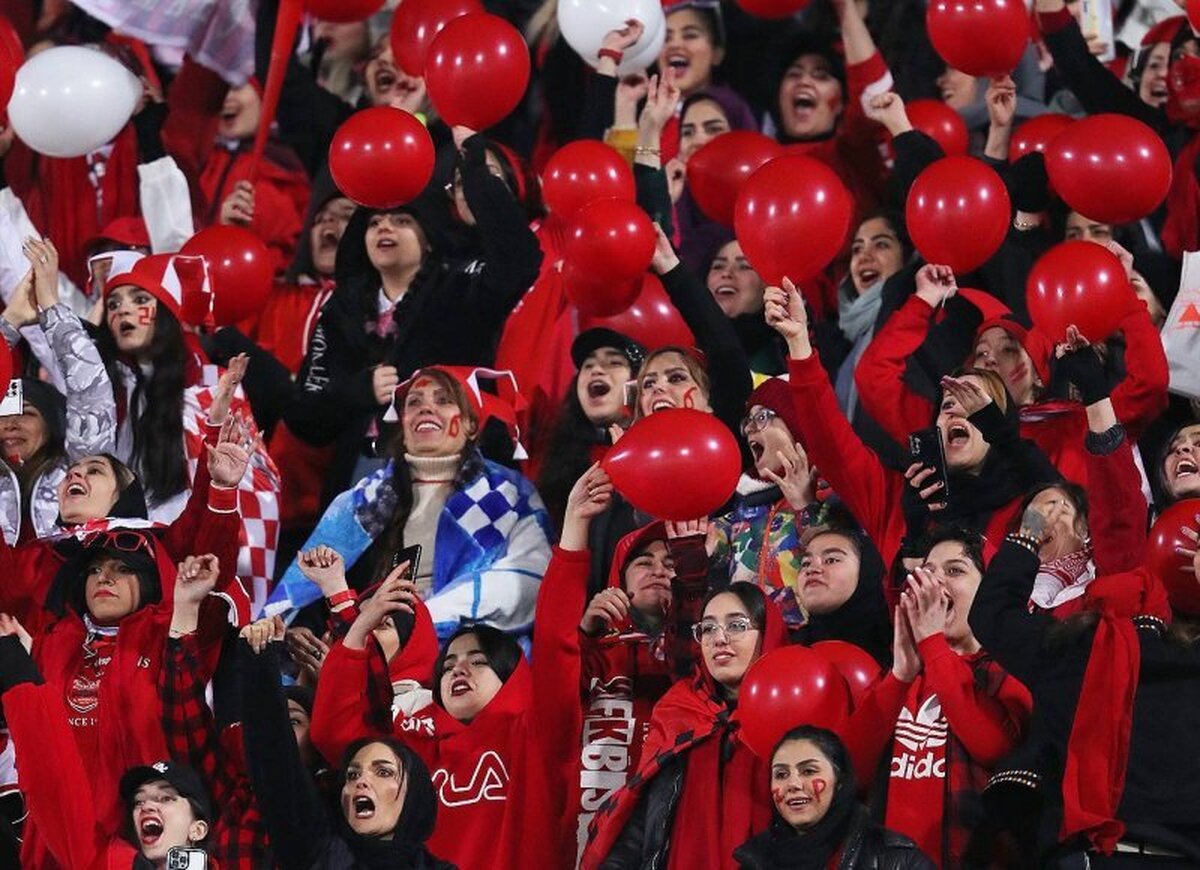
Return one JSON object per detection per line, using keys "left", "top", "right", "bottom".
{"left": 391, "top": 543, "right": 423, "bottom": 580}
{"left": 908, "top": 427, "right": 950, "bottom": 503}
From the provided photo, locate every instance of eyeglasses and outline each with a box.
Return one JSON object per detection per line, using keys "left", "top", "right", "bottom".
{"left": 80, "top": 529, "right": 155, "bottom": 558}
{"left": 740, "top": 408, "right": 777, "bottom": 436}
{"left": 692, "top": 617, "right": 758, "bottom": 644}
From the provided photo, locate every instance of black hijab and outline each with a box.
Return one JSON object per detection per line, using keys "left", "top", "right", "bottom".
{"left": 792, "top": 528, "right": 892, "bottom": 667}
{"left": 334, "top": 738, "right": 441, "bottom": 869}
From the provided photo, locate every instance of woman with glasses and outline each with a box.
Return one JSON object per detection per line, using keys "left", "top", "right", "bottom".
{"left": 582, "top": 583, "right": 789, "bottom": 869}
{"left": 0, "top": 537, "right": 230, "bottom": 867}
{"left": 284, "top": 124, "right": 543, "bottom": 505}
{"left": 710, "top": 378, "right": 829, "bottom": 631}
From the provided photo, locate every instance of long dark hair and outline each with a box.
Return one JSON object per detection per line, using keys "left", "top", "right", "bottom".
{"left": 432, "top": 624, "right": 521, "bottom": 708}
{"left": 536, "top": 372, "right": 602, "bottom": 531}
{"left": 98, "top": 307, "right": 189, "bottom": 502}
{"left": 368, "top": 369, "right": 484, "bottom": 583}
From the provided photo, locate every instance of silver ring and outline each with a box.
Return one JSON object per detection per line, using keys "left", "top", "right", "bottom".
{"left": 39, "top": 256, "right": 47, "bottom": 264}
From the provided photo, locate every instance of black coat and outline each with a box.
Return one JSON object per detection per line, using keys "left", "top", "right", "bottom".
{"left": 969, "top": 542, "right": 1200, "bottom": 862}
{"left": 283, "top": 135, "right": 543, "bottom": 503}
{"left": 734, "top": 806, "right": 935, "bottom": 870}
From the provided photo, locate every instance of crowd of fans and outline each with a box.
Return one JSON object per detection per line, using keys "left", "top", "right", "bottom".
{"left": 0, "top": 0, "right": 1198, "bottom": 867}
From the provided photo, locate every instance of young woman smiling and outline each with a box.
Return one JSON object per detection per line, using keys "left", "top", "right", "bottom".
{"left": 275, "top": 366, "right": 552, "bottom": 646}
{"left": 0, "top": 237, "right": 116, "bottom": 544}
{"left": 733, "top": 726, "right": 935, "bottom": 869}
{"left": 582, "top": 584, "right": 788, "bottom": 869}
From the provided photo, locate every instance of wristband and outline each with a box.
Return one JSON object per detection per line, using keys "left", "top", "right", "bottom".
{"left": 326, "top": 589, "right": 357, "bottom": 608}
{"left": 634, "top": 145, "right": 661, "bottom": 156}
{"left": 1005, "top": 533, "right": 1041, "bottom": 557}
{"left": 597, "top": 48, "right": 624, "bottom": 64}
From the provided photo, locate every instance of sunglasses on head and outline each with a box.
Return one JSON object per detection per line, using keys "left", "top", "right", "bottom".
{"left": 80, "top": 529, "right": 155, "bottom": 559}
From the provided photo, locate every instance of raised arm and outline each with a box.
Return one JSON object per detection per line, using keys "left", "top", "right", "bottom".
{"left": 239, "top": 624, "right": 332, "bottom": 870}
{"left": 768, "top": 279, "right": 902, "bottom": 558}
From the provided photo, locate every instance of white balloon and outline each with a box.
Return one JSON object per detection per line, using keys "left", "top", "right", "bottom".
{"left": 8, "top": 46, "right": 142, "bottom": 159}
{"left": 618, "top": 20, "right": 666, "bottom": 76}
{"left": 558, "top": 0, "right": 667, "bottom": 75}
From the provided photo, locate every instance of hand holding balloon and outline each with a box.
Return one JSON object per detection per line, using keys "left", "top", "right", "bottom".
{"left": 914, "top": 263, "right": 957, "bottom": 308}
{"left": 597, "top": 19, "right": 646, "bottom": 76}
{"left": 648, "top": 223, "right": 681, "bottom": 275}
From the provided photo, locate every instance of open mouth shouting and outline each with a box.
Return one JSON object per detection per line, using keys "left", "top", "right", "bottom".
{"left": 664, "top": 53, "right": 691, "bottom": 77}
{"left": 65, "top": 481, "right": 88, "bottom": 498}
{"left": 650, "top": 397, "right": 677, "bottom": 412}
{"left": 585, "top": 380, "right": 612, "bottom": 401}
{"left": 945, "top": 422, "right": 971, "bottom": 449}
{"left": 137, "top": 815, "right": 164, "bottom": 848}
{"left": 450, "top": 677, "right": 472, "bottom": 698}
{"left": 352, "top": 795, "right": 376, "bottom": 819}
{"left": 748, "top": 435, "right": 766, "bottom": 463}
{"left": 855, "top": 267, "right": 879, "bottom": 287}
{"left": 790, "top": 90, "right": 818, "bottom": 119}
{"left": 1174, "top": 457, "right": 1198, "bottom": 484}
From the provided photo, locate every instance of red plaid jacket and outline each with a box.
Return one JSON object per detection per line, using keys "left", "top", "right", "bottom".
{"left": 161, "top": 635, "right": 268, "bottom": 868}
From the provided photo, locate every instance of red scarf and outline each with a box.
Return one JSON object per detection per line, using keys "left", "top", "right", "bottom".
{"left": 1060, "top": 569, "right": 1171, "bottom": 853}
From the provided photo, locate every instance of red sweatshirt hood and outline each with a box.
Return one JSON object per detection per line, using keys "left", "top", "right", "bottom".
{"left": 606, "top": 521, "right": 668, "bottom": 590}
{"left": 388, "top": 598, "right": 440, "bottom": 686}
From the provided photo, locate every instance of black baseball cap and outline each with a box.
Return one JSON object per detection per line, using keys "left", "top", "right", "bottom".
{"left": 571, "top": 328, "right": 646, "bottom": 372}
{"left": 120, "top": 760, "right": 212, "bottom": 822}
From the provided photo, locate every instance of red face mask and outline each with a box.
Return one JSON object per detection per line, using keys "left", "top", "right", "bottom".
{"left": 1167, "top": 53, "right": 1200, "bottom": 127}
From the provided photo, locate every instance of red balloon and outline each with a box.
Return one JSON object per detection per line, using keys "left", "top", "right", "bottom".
{"left": 1045, "top": 113, "right": 1172, "bottom": 225}
{"left": 425, "top": 13, "right": 530, "bottom": 130}
{"left": 735, "top": 0, "right": 812, "bottom": 19}
{"left": 543, "top": 141, "right": 636, "bottom": 218}
{"left": 927, "top": 0, "right": 1030, "bottom": 78}
{"left": 603, "top": 409, "right": 741, "bottom": 520}
{"left": 738, "top": 645, "right": 852, "bottom": 759}
{"left": 562, "top": 198, "right": 657, "bottom": 315}
{"left": 329, "top": 108, "right": 435, "bottom": 209}
{"left": 734, "top": 156, "right": 853, "bottom": 285}
{"left": 905, "top": 100, "right": 969, "bottom": 157}
{"left": 305, "top": 0, "right": 385, "bottom": 24}
{"left": 811, "top": 641, "right": 881, "bottom": 708}
{"left": 906, "top": 156, "right": 1011, "bottom": 274}
{"left": 1147, "top": 500, "right": 1200, "bottom": 615}
{"left": 1008, "top": 113, "right": 1074, "bottom": 162}
{"left": 180, "top": 227, "right": 274, "bottom": 325}
{"left": 1026, "top": 240, "right": 1136, "bottom": 343}
{"left": 686, "top": 132, "right": 784, "bottom": 227}
{"left": 579, "top": 273, "right": 696, "bottom": 350}
{"left": 389, "top": 0, "right": 482, "bottom": 76}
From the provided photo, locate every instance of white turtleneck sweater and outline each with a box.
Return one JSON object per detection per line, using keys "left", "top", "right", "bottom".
{"left": 403, "top": 452, "right": 461, "bottom": 597}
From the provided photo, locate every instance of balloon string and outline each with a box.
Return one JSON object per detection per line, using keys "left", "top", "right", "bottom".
{"left": 249, "top": 0, "right": 303, "bottom": 183}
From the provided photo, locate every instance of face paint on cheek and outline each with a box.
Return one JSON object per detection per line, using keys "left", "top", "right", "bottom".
{"left": 682, "top": 386, "right": 697, "bottom": 409}
{"left": 811, "top": 778, "right": 827, "bottom": 801}
{"left": 448, "top": 415, "right": 461, "bottom": 438}
{"left": 770, "top": 786, "right": 787, "bottom": 805}
{"left": 136, "top": 305, "right": 154, "bottom": 325}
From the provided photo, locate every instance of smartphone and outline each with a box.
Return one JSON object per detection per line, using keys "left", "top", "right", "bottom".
{"left": 0, "top": 380, "right": 21, "bottom": 417}
{"left": 166, "top": 847, "right": 208, "bottom": 870}
{"left": 1079, "top": 0, "right": 1115, "bottom": 63}
{"left": 908, "top": 427, "right": 950, "bottom": 503}
{"left": 391, "top": 543, "right": 422, "bottom": 579}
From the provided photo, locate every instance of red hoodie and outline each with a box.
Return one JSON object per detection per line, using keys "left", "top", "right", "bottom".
{"left": 582, "top": 594, "right": 790, "bottom": 870}
{"left": 311, "top": 546, "right": 584, "bottom": 870}
{"left": 574, "top": 523, "right": 706, "bottom": 859}
{"left": 855, "top": 294, "right": 1169, "bottom": 487}
{"left": 841, "top": 634, "right": 1031, "bottom": 866}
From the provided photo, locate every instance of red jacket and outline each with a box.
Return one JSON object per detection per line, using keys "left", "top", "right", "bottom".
{"left": 4, "top": 678, "right": 221, "bottom": 870}
{"left": 841, "top": 635, "right": 1032, "bottom": 867}
{"left": 855, "top": 295, "right": 1169, "bottom": 486}
{"left": 574, "top": 523, "right": 706, "bottom": 859}
{"left": 0, "top": 422, "right": 244, "bottom": 635}
{"left": 197, "top": 145, "right": 311, "bottom": 276}
{"left": 311, "top": 546, "right": 584, "bottom": 870}
{"left": 582, "top": 596, "right": 790, "bottom": 870}
{"left": 7, "top": 127, "right": 141, "bottom": 288}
